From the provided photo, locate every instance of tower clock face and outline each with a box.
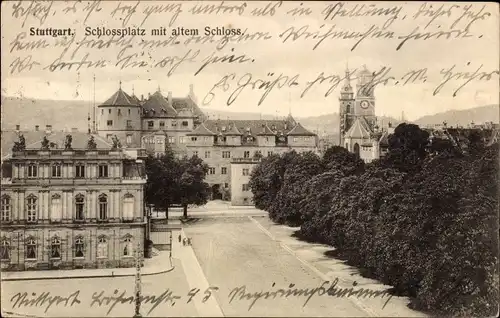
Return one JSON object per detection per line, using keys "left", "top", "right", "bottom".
{"left": 360, "top": 100, "right": 369, "bottom": 109}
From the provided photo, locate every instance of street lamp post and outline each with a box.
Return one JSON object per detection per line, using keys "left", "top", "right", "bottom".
{"left": 133, "top": 242, "right": 142, "bottom": 318}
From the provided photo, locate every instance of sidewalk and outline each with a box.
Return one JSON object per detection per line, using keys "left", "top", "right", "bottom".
{"left": 1, "top": 250, "right": 175, "bottom": 282}
{"left": 175, "top": 229, "right": 224, "bottom": 317}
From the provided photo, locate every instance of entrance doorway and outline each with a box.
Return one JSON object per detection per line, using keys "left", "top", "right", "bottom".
{"left": 211, "top": 184, "right": 222, "bottom": 200}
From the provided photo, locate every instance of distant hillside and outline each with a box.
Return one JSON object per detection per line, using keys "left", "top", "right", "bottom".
{"left": 1, "top": 96, "right": 497, "bottom": 137}
{"left": 413, "top": 105, "right": 499, "bottom": 127}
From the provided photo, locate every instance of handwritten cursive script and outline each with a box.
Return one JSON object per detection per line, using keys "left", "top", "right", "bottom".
{"left": 228, "top": 278, "right": 393, "bottom": 310}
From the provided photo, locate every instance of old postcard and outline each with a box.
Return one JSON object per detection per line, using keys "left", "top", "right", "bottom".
{"left": 0, "top": 1, "right": 499, "bottom": 317}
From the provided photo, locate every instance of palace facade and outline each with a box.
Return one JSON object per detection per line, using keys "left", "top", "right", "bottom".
{"left": 0, "top": 131, "right": 147, "bottom": 271}
{"left": 94, "top": 84, "right": 319, "bottom": 204}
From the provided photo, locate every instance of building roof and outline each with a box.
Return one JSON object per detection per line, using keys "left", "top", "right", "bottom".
{"left": 172, "top": 96, "right": 205, "bottom": 119}
{"left": 287, "top": 122, "right": 316, "bottom": 136}
{"left": 142, "top": 91, "right": 178, "bottom": 117}
{"left": 1, "top": 130, "right": 112, "bottom": 161}
{"left": 186, "top": 122, "right": 216, "bottom": 136}
{"left": 100, "top": 88, "right": 139, "bottom": 107}
{"left": 345, "top": 117, "right": 372, "bottom": 139}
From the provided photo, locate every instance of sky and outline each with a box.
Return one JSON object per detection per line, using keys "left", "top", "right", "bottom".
{"left": 1, "top": 1, "right": 499, "bottom": 120}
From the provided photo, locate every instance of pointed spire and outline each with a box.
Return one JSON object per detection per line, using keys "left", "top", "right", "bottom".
{"left": 132, "top": 85, "right": 135, "bottom": 96}
{"left": 119, "top": 80, "right": 122, "bottom": 89}
{"left": 157, "top": 85, "right": 161, "bottom": 92}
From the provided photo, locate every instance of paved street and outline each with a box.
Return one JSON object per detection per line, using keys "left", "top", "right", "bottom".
{"left": 183, "top": 216, "right": 421, "bottom": 317}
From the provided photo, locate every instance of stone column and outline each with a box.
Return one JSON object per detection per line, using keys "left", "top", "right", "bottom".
{"left": 67, "top": 192, "right": 73, "bottom": 221}
{"left": 109, "top": 191, "right": 115, "bottom": 220}
{"left": 19, "top": 192, "right": 25, "bottom": 221}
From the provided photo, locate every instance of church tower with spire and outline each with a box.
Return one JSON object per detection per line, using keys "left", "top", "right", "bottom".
{"left": 339, "top": 66, "right": 355, "bottom": 147}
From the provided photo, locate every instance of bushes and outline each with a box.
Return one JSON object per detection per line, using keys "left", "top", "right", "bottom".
{"left": 249, "top": 124, "right": 499, "bottom": 316}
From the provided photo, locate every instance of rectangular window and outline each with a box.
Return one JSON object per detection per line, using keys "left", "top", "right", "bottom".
{"left": 159, "top": 121, "right": 165, "bottom": 127}
{"left": 209, "top": 167, "right": 216, "bottom": 175}
{"left": 294, "top": 137, "right": 298, "bottom": 142}
{"left": 172, "top": 121, "right": 178, "bottom": 127}
{"left": 182, "top": 121, "right": 189, "bottom": 126}
{"left": 148, "top": 121, "right": 154, "bottom": 128}
{"left": 242, "top": 168, "right": 250, "bottom": 176}
{"left": 205, "top": 151, "right": 210, "bottom": 158}
{"left": 221, "top": 167, "right": 227, "bottom": 175}
{"left": 27, "top": 197, "right": 37, "bottom": 222}
{"left": 75, "top": 164, "right": 85, "bottom": 178}
{"left": 222, "top": 151, "right": 231, "bottom": 158}
{"left": 126, "top": 135, "right": 132, "bottom": 144}
{"left": 168, "top": 136, "right": 175, "bottom": 143}
{"left": 267, "top": 151, "right": 273, "bottom": 156}
{"left": 243, "top": 151, "right": 250, "bottom": 158}
{"left": 224, "top": 183, "right": 229, "bottom": 188}
{"left": 27, "top": 164, "right": 37, "bottom": 178}
{"left": 193, "top": 151, "right": 198, "bottom": 157}
{"left": 242, "top": 184, "right": 250, "bottom": 191}
{"left": 98, "top": 165, "right": 108, "bottom": 178}
{"left": 51, "top": 164, "right": 61, "bottom": 177}
{"left": 126, "top": 120, "right": 132, "bottom": 128}
{"left": 118, "top": 109, "right": 122, "bottom": 116}
{"left": 1, "top": 196, "right": 11, "bottom": 222}
{"left": 107, "top": 120, "right": 113, "bottom": 126}
{"left": 108, "top": 109, "right": 112, "bottom": 114}
{"left": 179, "top": 136, "right": 185, "bottom": 144}
{"left": 75, "top": 196, "right": 85, "bottom": 220}
{"left": 191, "top": 137, "right": 197, "bottom": 142}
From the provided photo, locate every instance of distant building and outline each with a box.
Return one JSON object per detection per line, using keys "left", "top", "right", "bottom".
{"left": 230, "top": 158, "right": 261, "bottom": 206}
{"left": 95, "top": 85, "right": 319, "bottom": 202}
{"left": 0, "top": 131, "right": 147, "bottom": 271}
{"left": 339, "top": 65, "right": 390, "bottom": 162}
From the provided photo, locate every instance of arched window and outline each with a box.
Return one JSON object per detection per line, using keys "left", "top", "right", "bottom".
{"left": 74, "top": 237, "right": 84, "bottom": 258}
{"left": 353, "top": 143, "right": 360, "bottom": 158}
{"left": 1, "top": 195, "right": 11, "bottom": 222}
{"left": 51, "top": 194, "right": 62, "bottom": 222}
{"left": 0, "top": 239, "right": 9, "bottom": 260}
{"left": 97, "top": 236, "right": 108, "bottom": 258}
{"left": 98, "top": 194, "right": 108, "bottom": 220}
{"left": 26, "top": 237, "right": 36, "bottom": 260}
{"left": 26, "top": 195, "right": 37, "bottom": 222}
{"left": 123, "top": 236, "right": 132, "bottom": 257}
{"left": 75, "top": 194, "right": 85, "bottom": 221}
{"left": 51, "top": 236, "right": 61, "bottom": 259}
{"left": 123, "top": 194, "right": 135, "bottom": 220}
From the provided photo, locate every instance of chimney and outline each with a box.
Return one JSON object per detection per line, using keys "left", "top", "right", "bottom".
{"left": 35, "top": 125, "right": 39, "bottom": 131}
{"left": 45, "top": 125, "right": 52, "bottom": 134}
{"left": 167, "top": 91, "right": 172, "bottom": 104}
{"left": 15, "top": 124, "right": 20, "bottom": 131}
{"left": 71, "top": 128, "right": 78, "bottom": 132}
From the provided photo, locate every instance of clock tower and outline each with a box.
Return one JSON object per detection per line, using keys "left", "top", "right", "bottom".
{"left": 355, "top": 65, "right": 376, "bottom": 130}
{"left": 339, "top": 66, "right": 355, "bottom": 146}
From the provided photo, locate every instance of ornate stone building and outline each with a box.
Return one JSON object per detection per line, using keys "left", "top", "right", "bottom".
{"left": 0, "top": 131, "right": 147, "bottom": 271}
{"left": 95, "top": 85, "right": 318, "bottom": 204}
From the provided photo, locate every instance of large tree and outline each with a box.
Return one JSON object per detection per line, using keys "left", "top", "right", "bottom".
{"left": 176, "top": 155, "right": 210, "bottom": 218}
{"left": 144, "top": 149, "right": 180, "bottom": 219}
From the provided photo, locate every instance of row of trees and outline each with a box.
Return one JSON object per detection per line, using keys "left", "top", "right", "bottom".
{"left": 249, "top": 123, "right": 499, "bottom": 316}
{"left": 144, "top": 147, "right": 210, "bottom": 218}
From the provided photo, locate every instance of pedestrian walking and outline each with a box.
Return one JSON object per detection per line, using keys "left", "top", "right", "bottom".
{"left": 182, "top": 238, "right": 187, "bottom": 246}
{"left": 178, "top": 234, "right": 181, "bottom": 243}
{"left": 187, "top": 238, "right": 192, "bottom": 246}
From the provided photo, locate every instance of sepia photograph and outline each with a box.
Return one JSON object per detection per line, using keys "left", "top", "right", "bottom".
{"left": 0, "top": 0, "right": 499, "bottom": 317}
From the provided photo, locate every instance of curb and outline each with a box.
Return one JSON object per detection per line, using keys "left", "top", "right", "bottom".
{"left": 248, "top": 216, "right": 380, "bottom": 317}
{"left": 1, "top": 264, "right": 176, "bottom": 282}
